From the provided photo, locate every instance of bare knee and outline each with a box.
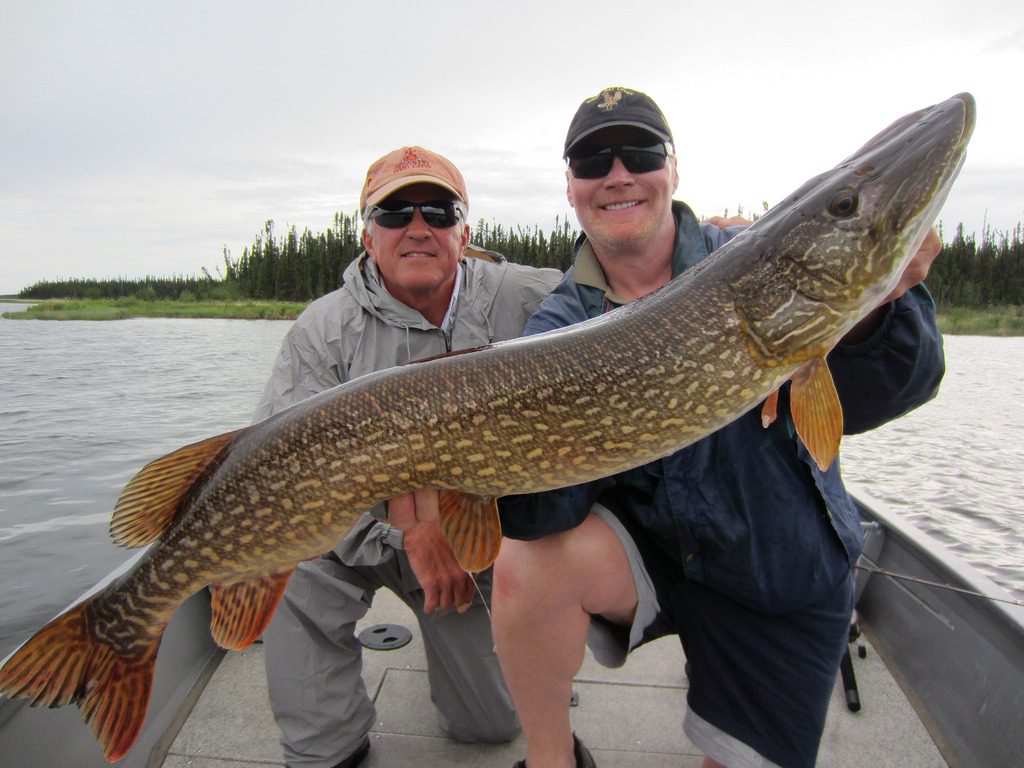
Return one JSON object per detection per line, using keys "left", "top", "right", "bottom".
{"left": 493, "top": 511, "right": 637, "bottom": 621}
{"left": 494, "top": 535, "right": 558, "bottom": 603}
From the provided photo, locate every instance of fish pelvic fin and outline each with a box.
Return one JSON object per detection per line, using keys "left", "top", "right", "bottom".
{"left": 438, "top": 490, "right": 503, "bottom": 573}
{"left": 0, "top": 598, "right": 161, "bottom": 762}
{"left": 761, "top": 388, "right": 780, "bottom": 428}
{"left": 110, "top": 429, "right": 244, "bottom": 548}
{"left": 209, "top": 570, "right": 293, "bottom": 650}
{"left": 789, "top": 357, "right": 844, "bottom": 471}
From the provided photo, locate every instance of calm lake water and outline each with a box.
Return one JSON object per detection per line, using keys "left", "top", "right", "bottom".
{"left": 0, "top": 307, "right": 1021, "bottom": 660}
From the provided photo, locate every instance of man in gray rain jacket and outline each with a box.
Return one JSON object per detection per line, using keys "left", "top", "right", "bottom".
{"left": 254, "top": 146, "right": 561, "bottom": 768}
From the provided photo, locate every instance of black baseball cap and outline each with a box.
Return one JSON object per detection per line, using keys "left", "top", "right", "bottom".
{"left": 563, "top": 86, "right": 674, "bottom": 157}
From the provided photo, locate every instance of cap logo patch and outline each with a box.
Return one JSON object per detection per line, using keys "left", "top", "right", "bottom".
{"left": 394, "top": 147, "right": 431, "bottom": 172}
{"left": 597, "top": 88, "right": 623, "bottom": 111}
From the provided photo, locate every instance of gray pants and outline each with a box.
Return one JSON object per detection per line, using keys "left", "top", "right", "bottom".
{"left": 263, "top": 512, "right": 520, "bottom": 768}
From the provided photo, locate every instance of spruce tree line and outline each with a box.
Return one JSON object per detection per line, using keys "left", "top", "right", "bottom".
{"left": 18, "top": 215, "right": 1024, "bottom": 310}
{"left": 16, "top": 272, "right": 229, "bottom": 302}
{"left": 927, "top": 224, "right": 1024, "bottom": 307}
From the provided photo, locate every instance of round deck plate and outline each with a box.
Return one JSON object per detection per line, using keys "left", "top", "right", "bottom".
{"left": 358, "top": 623, "right": 413, "bottom": 650}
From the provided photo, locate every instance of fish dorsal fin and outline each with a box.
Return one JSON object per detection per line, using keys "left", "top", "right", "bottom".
{"left": 110, "top": 429, "right": 244, "bottom": 548}
{"left": 438, "top": 490, "right": 503, "bottom": 573}
{"left": 789, "top": 357, "right": 843, "bottom": 471}
{"left": 209, "top": 570, "right": 294, "bottom": 650}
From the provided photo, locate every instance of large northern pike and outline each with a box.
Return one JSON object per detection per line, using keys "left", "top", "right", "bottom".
{"left": 0, "top": 93, "right": 974, "bottom": 760}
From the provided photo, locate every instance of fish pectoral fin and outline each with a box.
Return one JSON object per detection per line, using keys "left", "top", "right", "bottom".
{"left": 110, "top": 428, "right": 245, "bottom": 548}
{"left": 761, "top": 388, "right": 780, "bottom": 428}
{"left": 209, "top": 569, "right": 293, "bottom": 650}
{"left": 438, "top": 490, "right": 503, "bottom": 573}
{"left": 789, "top": 357, "right": 843, "bottom": 471}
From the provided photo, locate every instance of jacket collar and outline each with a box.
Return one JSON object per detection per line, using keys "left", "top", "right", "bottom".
{"left": 571, "top": 200, "right": 710, "bottom": 315}
{"left": 343, "top": 253, "right": 464, "bottom": 331}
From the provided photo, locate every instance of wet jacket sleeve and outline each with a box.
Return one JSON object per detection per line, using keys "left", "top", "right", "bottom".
{"left": 828, "top": 283, "right": 945, "bottom": 434}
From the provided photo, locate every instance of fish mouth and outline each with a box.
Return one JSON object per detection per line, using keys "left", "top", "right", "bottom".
{"left": 892, "top": 95, "right": 974, "bottom": 277}
{"left": 849, "top": 93, "right": 975, "bottom": 234}
{"left": 730, "top": 94, "right": 977, "bottom": 355}
{"left": 948, "top": 92, "right": 976, "bottom": 148}
{"left": 754, "top": 93, "right": 976, "bottom": 242}
{"left": 845, "top": 93, "right": 975, "bottom": 166}
{"left": 900, "top": 93, "right": 974, "bottom": 231}
{"left": 811, "top": 92, "right": 976, "bottom": 311}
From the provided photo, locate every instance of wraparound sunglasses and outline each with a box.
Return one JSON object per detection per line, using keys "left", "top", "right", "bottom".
{"left": 368, "top": 200, "right": 464, "bottom": 229}
{"left": 567, "top": 142, "right": 673, "bottom": 179}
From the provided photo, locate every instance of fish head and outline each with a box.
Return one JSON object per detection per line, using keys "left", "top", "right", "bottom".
{"left": 731, "top": 93, "right": 975, "bottom": 362}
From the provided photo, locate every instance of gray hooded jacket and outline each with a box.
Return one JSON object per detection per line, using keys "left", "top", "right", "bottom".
{"left": 254, "top": 249, "right": 561, "bottom": 422}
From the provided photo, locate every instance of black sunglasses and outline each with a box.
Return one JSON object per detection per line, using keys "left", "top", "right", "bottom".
{"left": 566, "top": 142, "right": 673, "bottom": 179}
{"left": 368, "top": 200, "right": 464, "bottom": 229}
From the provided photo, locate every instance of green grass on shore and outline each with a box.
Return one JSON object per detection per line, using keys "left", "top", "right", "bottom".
{"left": 935, "top": 305, "right": 1024, "bottom": 336}
{"left": 4, "top": 298, "right": 1023, "bottom": 336}
{"left": 3, "top": 298, "right": 308, "bottom": 321}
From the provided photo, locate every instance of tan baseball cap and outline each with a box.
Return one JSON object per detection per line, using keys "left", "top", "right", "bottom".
{"left": 360, "top": 146, "right": 468, "bottom": 210}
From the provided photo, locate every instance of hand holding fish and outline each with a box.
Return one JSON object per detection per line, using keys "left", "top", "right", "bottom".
{"left": 885, "top": 227, "right": 942, "bottom": 303}
{"left": 388, "top": 489, "right": 476, "bottom": 614}
{"left": 704, "top": 214, "right": 752, "bottom": 228}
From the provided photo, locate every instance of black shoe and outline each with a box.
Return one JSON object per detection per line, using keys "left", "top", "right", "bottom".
{"left": 331, "top": 735, "right": 370, "bottom": 768}
{"left": 573, "top": 734, "right": 596, "bottom": 768}
{"left": 513, "top": 734, "right": 595, "bottom": 768}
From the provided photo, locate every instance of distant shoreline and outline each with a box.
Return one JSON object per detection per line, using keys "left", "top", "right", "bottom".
{"left": 1, "top": 298, "right": 306, "bottom": 321}
{"left": 3, "top": 298, "right": 1022, "bottom": 336}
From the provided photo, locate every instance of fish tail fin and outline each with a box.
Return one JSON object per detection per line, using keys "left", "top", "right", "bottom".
{"left": 0, "top": 599, "right": 161, "bottom": 762}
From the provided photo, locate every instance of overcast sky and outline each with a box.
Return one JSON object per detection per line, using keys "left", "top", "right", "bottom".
{"left": 1, "top": 0, "right": 1021, "bottom": 295}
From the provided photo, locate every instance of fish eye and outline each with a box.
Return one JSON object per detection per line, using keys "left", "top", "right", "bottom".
{"left": 828, "top": 190, "right": 859, "bottom": 218}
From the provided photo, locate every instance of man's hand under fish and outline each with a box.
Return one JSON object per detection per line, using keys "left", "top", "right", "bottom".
{"left": 388, "top": 489, "right": 477, "bottom": 614}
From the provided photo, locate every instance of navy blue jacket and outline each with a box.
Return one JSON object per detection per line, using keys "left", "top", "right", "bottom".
{"left": 498, "top": 202, "right": 945, "bottom": 613}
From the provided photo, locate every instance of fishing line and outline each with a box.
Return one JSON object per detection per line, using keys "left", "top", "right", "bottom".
{"left": 467, "top": 571, "right": 493, "bottom": 622}
{"left": 855, "top": 563, "right": 1024, "bottom": 607}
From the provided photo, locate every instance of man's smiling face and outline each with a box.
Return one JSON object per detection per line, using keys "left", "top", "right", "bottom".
{"left": 364, "top": 182, "right": 469, "bottom": 307}
{"left": 565, "top": 126, "right": 679, "bottom": 255}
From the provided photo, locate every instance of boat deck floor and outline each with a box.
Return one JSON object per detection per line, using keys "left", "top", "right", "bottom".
{"left": 163, "top": 589, "right": 947, "bottom": 767}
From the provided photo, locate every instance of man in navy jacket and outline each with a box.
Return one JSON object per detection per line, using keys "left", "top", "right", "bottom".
{"left": 493, "top": 87, "right": 945, "bottom": 768}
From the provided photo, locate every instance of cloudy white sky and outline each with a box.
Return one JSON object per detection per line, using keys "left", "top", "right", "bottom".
{"left": 1, "top": 0, "right": 1021, "bottom": 295}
